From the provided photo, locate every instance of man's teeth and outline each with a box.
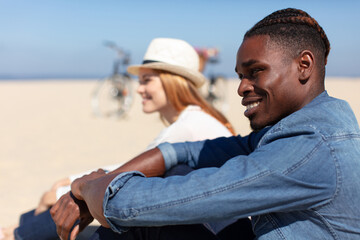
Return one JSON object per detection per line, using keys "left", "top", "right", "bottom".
{"left": 246, "top": 102, "right": 260, "bottom": 110}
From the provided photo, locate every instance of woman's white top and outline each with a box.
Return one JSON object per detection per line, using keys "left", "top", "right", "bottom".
{"left": 145, "top": 105, "right": 232, "bottom": 149}
{"left": 56, "top": 105, "right": 232, "bottom": 199}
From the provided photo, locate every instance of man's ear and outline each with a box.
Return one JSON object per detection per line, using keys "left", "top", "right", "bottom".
{"left": 298, "top": 50, "right": 315, "bottom": 83}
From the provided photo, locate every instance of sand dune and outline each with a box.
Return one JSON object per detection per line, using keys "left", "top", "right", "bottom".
{"left": 0, "top": 77, "right": 359, "bottom": 226}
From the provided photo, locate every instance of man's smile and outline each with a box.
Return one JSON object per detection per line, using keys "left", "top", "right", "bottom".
{"left": 246, "top": 101, "right": 260, "bottom": 111}
{"left": 244, "top": 101, "right": 260, "bottom": 118}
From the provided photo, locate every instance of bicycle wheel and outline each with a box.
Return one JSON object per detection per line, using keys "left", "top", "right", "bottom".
{"left": 91, "top": 74, "right": 134, "bottom": 118}
{"left": 206, "top": 75, "right": 229, "bottom": 114}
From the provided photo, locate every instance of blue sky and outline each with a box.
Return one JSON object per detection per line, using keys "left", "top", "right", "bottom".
{"left": 1, "top": 0, "right": 359, "bottom": 79}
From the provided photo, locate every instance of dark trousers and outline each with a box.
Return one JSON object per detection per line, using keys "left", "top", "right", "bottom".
{"left": 14, "top": 210, "right": 254, "bottom": 240}
{"left": 89, "top": 218, "right": 254, "bottom": 240}
{"left": 14, "top": 209, "right": 58, "bottom": 240}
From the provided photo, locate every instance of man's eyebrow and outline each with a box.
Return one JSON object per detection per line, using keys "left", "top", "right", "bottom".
{"left": 235, "top": 59, "right": 259, "bottom": 73}
{"left": 242, "top": 59, "right": 258, "bottom": 67}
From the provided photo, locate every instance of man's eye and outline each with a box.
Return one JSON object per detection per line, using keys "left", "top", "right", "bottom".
{"left": 251, "top": 68, "right": 263, "bottom": 75}
{"left": 238, "top": 73, "right": 244, "bottom": 80}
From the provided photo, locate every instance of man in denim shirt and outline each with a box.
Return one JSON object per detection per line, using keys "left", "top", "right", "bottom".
{"left": 51, "top": 8, "right": 360, "bottom": 240}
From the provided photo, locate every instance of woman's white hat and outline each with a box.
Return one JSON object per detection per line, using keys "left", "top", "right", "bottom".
{"left": 127, "top": 38, "right": 206, "bottom": 88}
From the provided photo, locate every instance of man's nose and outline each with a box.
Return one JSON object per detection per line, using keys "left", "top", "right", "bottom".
{"left": 237, "top": 78, "right": 253, "bottom": 97}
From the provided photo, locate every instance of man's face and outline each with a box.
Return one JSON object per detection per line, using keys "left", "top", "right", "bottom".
{"left": 236, "top": 35, "right": 306, "bottom": 131}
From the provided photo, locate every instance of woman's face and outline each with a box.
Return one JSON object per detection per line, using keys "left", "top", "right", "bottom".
{"left": 137, "top": 68, "right": 172, "bottom": 115}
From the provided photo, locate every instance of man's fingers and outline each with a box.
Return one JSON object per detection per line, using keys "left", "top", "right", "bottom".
{"left": 53, "top": 196, "right": 72, "bottom": 240}
{"left": 49, "top": 197, "right": 60, "bottom": 216}
{"left": 70, "top": 225, "right": 80, "bottom": 240}
{"left": 97, "top": 168, "right": 107, "bottom": 174}
{"left": 51, "top": 192, "right": 81, "bottom": 240}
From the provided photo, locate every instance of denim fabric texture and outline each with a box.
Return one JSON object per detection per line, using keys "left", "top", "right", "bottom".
{"left": 103, "top": 91, "right": 360, "bottom": 239}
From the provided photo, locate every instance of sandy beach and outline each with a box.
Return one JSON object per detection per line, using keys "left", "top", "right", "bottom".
{"left": 1, "top": 77, "right": 359, "bottom": 227}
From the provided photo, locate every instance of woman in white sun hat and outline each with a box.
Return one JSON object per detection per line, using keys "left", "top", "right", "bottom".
{"left": 5, "top": 38, "right": 235, "bottom": 240}
{"left": 128, "top": 37, "right": 235, "bottom": 148}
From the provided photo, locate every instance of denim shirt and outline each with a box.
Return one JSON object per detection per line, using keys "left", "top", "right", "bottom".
{"left": 103, "top": 91, "right": 360, "bottom": 239}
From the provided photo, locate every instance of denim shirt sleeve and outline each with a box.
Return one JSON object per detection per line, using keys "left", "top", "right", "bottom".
{"left": 103, "top": 171, "right": 146, "bottom": 233}
{"left": 158, "top": 128, "right": 270, "bottom": 171}
{"left": 103, "top": 125, "right": 337, "bottom": 232}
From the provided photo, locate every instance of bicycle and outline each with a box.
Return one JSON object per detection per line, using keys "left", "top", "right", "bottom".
{"left": 91, "top": 41, "right": 134, "bottom": 118}
{"left": 196, "top": 47, "right": 229, "bottom": 114}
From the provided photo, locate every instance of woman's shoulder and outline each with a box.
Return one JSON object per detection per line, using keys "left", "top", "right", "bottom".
{"left": 147, "top": 105, "right": 232, "bottom": 149}
{"left": 173, "top": 105, "right": 232, "bottom": 137}
{"left": 178, "top": 105, "right": 222, "bottom": 124}
{"left": 178, "top": 105, "right": 214, "bottom": 121}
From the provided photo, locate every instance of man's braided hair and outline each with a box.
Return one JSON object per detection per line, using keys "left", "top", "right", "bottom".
{"left": 244, "top": 8, "right": 330, "bottom": 79}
